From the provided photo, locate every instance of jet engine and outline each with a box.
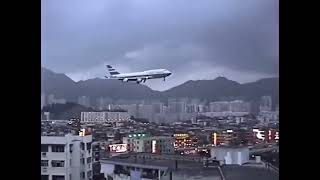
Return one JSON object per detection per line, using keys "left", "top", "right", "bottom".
{"left": 123, "top": 78, "right": 129, "bottom": 82}
{"left": 136, "top": 78, "right": 143, "bottom": 84}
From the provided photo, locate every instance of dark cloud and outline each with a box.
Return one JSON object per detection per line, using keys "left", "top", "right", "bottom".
{"left": 42, "top": 0, "right": 278, "bottom": 90}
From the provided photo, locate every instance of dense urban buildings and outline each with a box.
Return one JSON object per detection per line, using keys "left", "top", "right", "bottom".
{"left": 41, "top": 94, "right": 279, "bottom": 180}
{"left": 41, "top": 126, "right": 93, "bottom": 180}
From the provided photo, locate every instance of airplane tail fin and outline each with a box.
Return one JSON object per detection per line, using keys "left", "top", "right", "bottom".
{"left": 106, "top": 65, "right": 120, "bottom": 76}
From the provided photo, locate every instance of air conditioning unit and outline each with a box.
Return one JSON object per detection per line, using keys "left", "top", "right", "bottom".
{"left": 42, "top": 167, "right": 47, "bottom": 173}
{"left": 42, "top": 152, "right": 47, "bottom": 157}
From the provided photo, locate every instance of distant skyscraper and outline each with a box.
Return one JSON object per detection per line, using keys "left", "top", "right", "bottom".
{"left": 48, "top": 94, "right": 55, "bottom": 105}
{"left": 168, "top": 98, "right": 177, "bottom": 113}
{"left": 41, "top": 93, "right": 45, "bottom": 109}
{"left": 187, "top": 104, "right": 197, "bottom": 113}
{"left": 229, "top": 100, "right": 251, "bottom": 112}
{"left": 152, "top": 102, "right": 164, "bottom": 113}
{"left": 209, "top": 101, "right": 230, "bottom": 112}
{"left": 78, "top": 96, "right": 91, "bottom": 107}
{"left": 96, "top": 97, "right": 106, "bottom": 110}
{"left": 198, "top": 104, "right": 206, "bottom": 113}
{"left": 168, "top": 98, "right": 186, "bottom": 113}
{"left": 118, "top": 104, "right": 138, "bottom": 117}
{"left": 260, "top": 96, "right": 272, "bottom": 112}
{"left": 43, "top": 112, "right": 50, "bottom": 120}
{"left": 47, "top": 94, "right": 66, "bottom": 105}
{"left": 137, "top": 104, "right": 153, "bottom": 121}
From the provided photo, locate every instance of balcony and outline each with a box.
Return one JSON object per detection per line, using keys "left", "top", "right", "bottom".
{"left": 42, "top": 167, "right": 68, "bottom": 174}
{"left": 43, "top": 152, "right": 67, "bottom": 160}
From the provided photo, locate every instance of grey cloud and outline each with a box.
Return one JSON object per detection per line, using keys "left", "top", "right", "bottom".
{"left": 42, "top": 0, "right": 278, "bottom": 90}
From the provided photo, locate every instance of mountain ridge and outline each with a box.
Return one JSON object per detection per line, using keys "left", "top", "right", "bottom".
{"left": 41, "top": 67, "right": 278, "bottom": 106}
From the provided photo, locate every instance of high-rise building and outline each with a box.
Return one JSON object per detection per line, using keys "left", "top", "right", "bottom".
{"left": 168, "top": 99, "right": 187, "bottom": 113}
{"left": 137, "top": 104, "right": 153, "bottom": 121}
{"left": 197, "top": 104, "right": 206, "bottom": 113}
{"left": 48, "top": 94, "right": 55, "bottom": 105}
{"left": 41, "top": 133, "right": 93, "bottom": 180}
{"left": 95, "top": 97, "right": 104, "bottom": 110}
{"left": 168, "top": 98, "right": 177, "bottom": 113}
{"left": 229, "top": 100, "right": 251, "bottom": 112}
{"left": 43, "top": 112, "right": 50, "bottom": 120}
{"left": 95, "top": 97, "right": 114, "bottom": 110}
{"left": 41, "top": 93, "right": 46, "bottom": 109}
{"left": 209, "top": 101, "right": 230, "bottom": 112}
{"left": 186, "top": 104, "right": 197, "bottom": 113}
{"left": 117, "top": 104, "right": 138, "bottom": 117}
{"left": 152, "top": 102, "right": 164, "bottom": 113}
{"left": 47, "top": 94, "right": 66, "bottom": 105}
{"left": 78, "top": 96, "right": 91, "bottom": 107}
{"left": 260, "top": 96, "right": 272, "bottom": 112}
{"left": 176, "top": 101, "right": 187, "bottom": 113}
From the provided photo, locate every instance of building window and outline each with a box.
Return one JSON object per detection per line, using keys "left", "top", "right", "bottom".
{"left": 81, "top": 158, "right": 85, "bottom": 164}
{"left": 87, "top": 142, "right": 92, "bottom": 150}
{"left": 87, "top": 157, "right": 92, "bottom": 164}
{"left": 69, "top": 144, "right": 73, "bottom": 153}
{"left": 52, "top": 175, "right": 65, "bottom": 180}
{"left": 41, "top": 145, "right": 48, "bottom": 152}
{"left": 41, "top": 160, "right": 48, "bottom": 167}
{"left": 51, "top": 160, "right": 65, "bottom": 167}
{"left": 80, "top": 142, "right": 85, "bottom": 150}
{"left": 81, "top": 172, "right": 86, "bottom": 179}
{"left": 87, "top": 170, "right": 92, "bottom": 178}
{"left": 51, "top": 145, "right": 65, "bottom": 152}
{"left": 41, "top": 175, "right": 49, "bottom": 180}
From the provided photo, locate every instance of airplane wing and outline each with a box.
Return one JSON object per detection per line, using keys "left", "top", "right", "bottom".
{"left": 107, "top": 76, "right": 152, "bottom": 83}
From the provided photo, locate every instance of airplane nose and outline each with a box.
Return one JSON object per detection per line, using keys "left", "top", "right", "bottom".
{"left": 164, "top": 70, "right": 172, "bottom": 76}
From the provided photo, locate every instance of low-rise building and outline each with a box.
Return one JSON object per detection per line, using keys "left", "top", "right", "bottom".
{"left": 123, "top": 133, "right": 174, "bottom": 154}
{"left": 210, "top": 146, "right": 249, "bottom": 165}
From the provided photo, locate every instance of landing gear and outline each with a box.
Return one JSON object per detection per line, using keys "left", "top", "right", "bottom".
{"left": 163, "top": 77, "right": 166, "bottom": 81}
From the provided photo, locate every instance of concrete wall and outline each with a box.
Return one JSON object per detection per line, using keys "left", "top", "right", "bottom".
{"left": 210, "top": 147, "right": 249, "bottom": 165}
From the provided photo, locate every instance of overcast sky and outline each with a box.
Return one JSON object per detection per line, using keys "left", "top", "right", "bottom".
{"left": 41, "top": 0, "right": 278, "bottom": 91}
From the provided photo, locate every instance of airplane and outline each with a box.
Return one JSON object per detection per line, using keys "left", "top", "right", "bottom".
{"left": 104, "top": 65, "right": 172, "bottom": 84}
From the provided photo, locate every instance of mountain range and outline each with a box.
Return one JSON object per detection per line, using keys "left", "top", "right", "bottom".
{"left": 41, "top": 67, "right": 279, "bottom": 107}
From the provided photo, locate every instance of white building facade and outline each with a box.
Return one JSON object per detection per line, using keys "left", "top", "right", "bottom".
{"left": 41, "top": 134, "right": 93, "bottom": 180}
{"left": 123, "top": 135, "right": 174, "bottom": 154}
{"left": 210, "top": 147, "right": 249, "bottom": 165}
{"left": 80, "top": 112, "right": 130, "bottom": 123}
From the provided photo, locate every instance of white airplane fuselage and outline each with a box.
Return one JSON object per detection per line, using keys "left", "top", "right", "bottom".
{"left": 105, "top": 66, "right": 172, "bottom": 83}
